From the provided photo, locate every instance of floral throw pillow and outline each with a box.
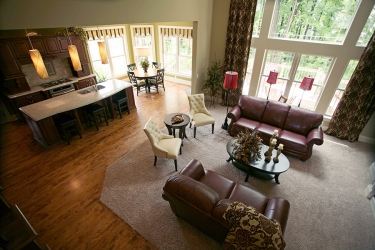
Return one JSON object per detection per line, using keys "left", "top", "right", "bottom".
{"left": 223, "top": 201, "right": 286, "bottom": 250}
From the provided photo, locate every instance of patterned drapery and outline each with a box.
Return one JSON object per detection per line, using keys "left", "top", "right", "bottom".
{"left": 325, "top": 31, "right": 375, "bottom": 141}
{"left": 222, "top": 0, "right": 257, "bottom": 106}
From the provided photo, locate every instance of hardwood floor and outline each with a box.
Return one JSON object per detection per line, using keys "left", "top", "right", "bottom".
{"left": 0, "top": 80, "right": 191, "bottom": 249}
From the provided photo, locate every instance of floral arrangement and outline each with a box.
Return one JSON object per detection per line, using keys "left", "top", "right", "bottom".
{"left": 140, "top": 57, "right": 150, "bottom": 72}
{"left": 232, "top": 129, "right": 263, "bottom": 163}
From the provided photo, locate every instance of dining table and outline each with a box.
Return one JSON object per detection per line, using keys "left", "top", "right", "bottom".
{"left": 133, "top": 68, "right": 158, "bottom": 92}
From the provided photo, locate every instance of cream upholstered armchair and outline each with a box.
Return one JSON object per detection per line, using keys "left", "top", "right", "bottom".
{"left": 187, "top": 93, "right": 215, "bottom": 138}
{"left": 143, "top": 118, "right": 182, "bottom": 171}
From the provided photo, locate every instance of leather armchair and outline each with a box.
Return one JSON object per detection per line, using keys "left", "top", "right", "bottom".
{"left": 162, "top": 159, "right": 290, "bottom": 243}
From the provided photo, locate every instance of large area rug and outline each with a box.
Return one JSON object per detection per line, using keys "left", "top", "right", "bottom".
{"left": 100, "top": 105, "right": 375, "bottom": 250}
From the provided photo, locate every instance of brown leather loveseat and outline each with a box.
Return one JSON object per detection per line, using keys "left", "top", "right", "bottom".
{"left": 227, "top": 95, "right": 324, "bottom": 161}
{"left": 162, "top": 159, "right": 290, "bottom": 244}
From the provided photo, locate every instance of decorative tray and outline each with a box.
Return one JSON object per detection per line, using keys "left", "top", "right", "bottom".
{"left": 171, "top": 114, "right": 184, "bottom": 124}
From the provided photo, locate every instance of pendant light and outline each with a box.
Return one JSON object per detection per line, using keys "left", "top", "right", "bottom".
{"left": 65, "top": 28, "right": 82, "bottom": 71}
{"left": 25, "top": 30, "right": 49, "bottom": 79}
{"left": 97, "top": 26, "right": 108, "bottom": 64}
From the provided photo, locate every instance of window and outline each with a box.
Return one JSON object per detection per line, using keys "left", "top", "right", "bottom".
{"left": 256, "top": 50, "right": 295, "bottom": 100}
{"left": 252, "top": 0, "right": 266, "bottom": 37}
{"left": 357, "top": 6, "right": 375, "bottom": 46}
{"left": 270, "top": 0, "right": 361, "bottom": 44}
{"left": 160, "top": 26, "right": 193, "bottom": 76}
{"left": 86, "top": 27, "right": 128, "bottom": 80}
{"left": 325, "top": 60, "right": 358, "bottom": 116}
{"left": 130, "top": 25, "right": 154, "bottom": 66}
{"left": 288, "top": 55, "right": 333, "bottom": 110}
{"left": 243, "top": 48, "right": 256, "bottom": 94}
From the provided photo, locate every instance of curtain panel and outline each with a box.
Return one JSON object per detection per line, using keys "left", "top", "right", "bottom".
{"left": 325, "top": 31, "right": 375, "bottom": 141}
{"left": 86, "top": 28, "right": 124, "bottom": 40}
{"left": 223, "top": 0, "right": 257, "bottom": 106}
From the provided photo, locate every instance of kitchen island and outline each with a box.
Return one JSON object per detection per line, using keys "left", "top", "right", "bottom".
{"left": 20, "top": 79, "right": 135, "bottom": 148}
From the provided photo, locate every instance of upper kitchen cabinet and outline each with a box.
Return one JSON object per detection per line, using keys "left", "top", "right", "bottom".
{"left": 70, "top": 36, "right": 88, "bottom": 64}
{"left": 11, "top": 38, "right": 47, "bottom": 59}
{"left": 0, "top": 41, "right": 24, "bottom": 80}
{"left": 43, "top": 36, "right": 69, "bottom": 54}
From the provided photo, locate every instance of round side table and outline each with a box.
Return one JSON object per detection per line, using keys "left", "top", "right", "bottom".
{"left": 163, "top": 113, "right": 190, "bottom": 145}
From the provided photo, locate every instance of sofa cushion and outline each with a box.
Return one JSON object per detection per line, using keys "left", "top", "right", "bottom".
{"left": 257, "top": 123, "right": 282, "bottom": 144}
{"left": 232, "top": 118, "right": 260, "bottom": 136}
{"left": 238, "top": 95, "right": 268, "bottom": 121}
{"left": 283, "top": 107, "right": 323, "bottom": 136}
{"left": 163, "top": 174, "right": 220, "bottom": 214}
{"left": 228, "top": 184, "right": 269, "bottom": 212}
{"left": 279, "top": 130, "right": 307, "bottom": 152}
{"left": 261, "top": 101, "right": 290, "bottom": 128}
{"left": 199, "top": 170, "right": 236, "bottom": 199}
{"left": 223, "top": 201, "right": 286, "bottom": 250}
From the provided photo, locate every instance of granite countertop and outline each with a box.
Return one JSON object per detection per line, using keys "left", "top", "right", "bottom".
{"left": 6, "top": 74, "right": 97, "bottom": 99}
{"left": 20, "top": 79, "right": 134, "bottom": 121}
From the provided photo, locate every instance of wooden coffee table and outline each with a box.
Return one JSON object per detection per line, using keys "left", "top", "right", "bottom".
{"left": 163, "top": 113, "right": 190, "bottom": 145}
{"left": 226, "top": 139, "right": 290, "bottom": 184}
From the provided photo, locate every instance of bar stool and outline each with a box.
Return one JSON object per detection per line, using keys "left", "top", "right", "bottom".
{"left": 54, "top": 114, "right": 82, "bottom": 145}
{"left": 112, "top": 92, "right": 130, "bottom": 118}
{"left": 84, "top": 104, "right": 108, "bottom": 131}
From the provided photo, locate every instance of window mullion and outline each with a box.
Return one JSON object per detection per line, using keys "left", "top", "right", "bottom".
{"left": 284, "top": 53, "right": 301, "bottom": 97}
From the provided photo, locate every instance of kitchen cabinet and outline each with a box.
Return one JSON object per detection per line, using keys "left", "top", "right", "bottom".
{"left": 10, "top": 91, "right": 47, "bottom": 123}
{"left": 3, "top": 76, "right": 31, "bottom": 95}
{"left": 74, "top": 76, "right": 97, "bottom": 90}
{"left": 11, "top": 38, "right": 47, "bottom": 59}
{"left": 0, "top": 41, "right": 24, "bottom": 80}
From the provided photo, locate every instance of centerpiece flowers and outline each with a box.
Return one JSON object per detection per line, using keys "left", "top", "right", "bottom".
{"left": 232, "top": 129, "right": 263, "bottom": 164}
{"left": 140, "top": 57, "right": 150, "bottom": 73}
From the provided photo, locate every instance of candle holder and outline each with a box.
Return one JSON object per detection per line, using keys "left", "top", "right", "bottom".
{"left": 265, "top": 130, "right": 278, "bottom": 156}
{"left": 265, "top": 141, "right": 276, "bottom": 163}
{"left": 273, "top": 144, "right": 284, "bottom": 163}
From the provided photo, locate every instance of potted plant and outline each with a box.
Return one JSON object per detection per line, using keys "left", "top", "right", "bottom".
{"left": 232, "top": 129, "right": 263, "bottom": 164}
{"left": 202, "top": 59, "right": 224, "bottom": 105}
{"left": 140, "top": 57, "right": 150, "bottom": 73}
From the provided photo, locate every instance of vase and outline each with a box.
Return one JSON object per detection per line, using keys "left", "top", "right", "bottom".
{"left": 143, "top": 68, "right": 148, "bottom": 73}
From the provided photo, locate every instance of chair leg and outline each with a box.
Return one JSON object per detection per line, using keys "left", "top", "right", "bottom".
{"left": 194, "top": 127, "right": 196, "bottom": 138}
{"left": 174, "top": 160, "right": 177, "bottom": 171}
{"left": 179, "top": 146, "right": 182, "bottom": 155}
{"left": 103, "top": 110, "right": 108, "bottom": 126}
{"left": 212, "top": 123, "right": 214, "bottom": 134}
{"left": 154, "top": 156, "right": 157, "bottom": 166}
{"left": 118, "top": 103, "right": 123, "bottom": 119}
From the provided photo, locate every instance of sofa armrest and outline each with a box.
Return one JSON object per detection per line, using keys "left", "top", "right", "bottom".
{"left": 263, "top": 197, "right": 290, "bottom": 235}
{"left": 227, "top": 106, "right": 241, "bottom": 122}
{"left": 179, "top": 159, "right": 205, "bottom": 180}
{"left": 307, "top": 126, "right": 324, "bottom": 146}
{"left": 163, "top": 174, "right": 220, "bottom": 214}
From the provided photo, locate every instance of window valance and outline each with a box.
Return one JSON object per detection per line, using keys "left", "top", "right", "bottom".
{"left": 132, "top": 27, "right": 152, "bottom": 36}
{"left": 160, "top": 28, "right": 193, "bottom": 39}
{"left": 85, "top": 28, "right": 124, "bottom": 40}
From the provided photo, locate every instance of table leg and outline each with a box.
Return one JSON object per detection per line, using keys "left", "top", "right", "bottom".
{"left": 166, "top": 125, "right": 173, "bottom": 135}
{"left": 245, "top": 173, "right": 250, "bottom": 182}
{"left": 226, "top": 155, "right": 233, "bottom": 162}
{"left": 72, "top": 109, "right": 83, "bottom": 133}
{"left": 275, "top": 174, "right": 281, "bottom": 184}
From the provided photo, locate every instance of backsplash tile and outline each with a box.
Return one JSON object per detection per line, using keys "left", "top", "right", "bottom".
{"left": 22, "top": 58, "right": 73, "bottom": 87}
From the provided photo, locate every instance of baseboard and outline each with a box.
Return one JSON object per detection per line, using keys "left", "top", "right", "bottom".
{"left": 371, "top": 197, "right": 375, "bottom": 221}
{"left": 164, "top": 76, "right": 191, "bottom": 85}
{"left": 358, "top": 135, "right": 375, "bottom": 145}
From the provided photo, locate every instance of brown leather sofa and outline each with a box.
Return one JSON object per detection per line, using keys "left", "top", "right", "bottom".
{"left": 162, "top": 159, "right": 290, "bottom": 244}
{"left": 227, "top": 95, "right": 324, "bottom": 161}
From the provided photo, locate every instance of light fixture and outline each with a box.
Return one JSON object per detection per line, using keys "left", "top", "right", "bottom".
{"left": 135, "top": 47, "right": 152, "bottom": 58}
{"left": 222, "top": 71, "right": 238, "bottom": 130}
{"left": 65, "top": 28, "right": 82, "bottom": 71}
{"left": 25, "top": 30, "right": 49, "bottom": 79}
{"left": 298, "top": 76, "right": 314, "bottom": 107}
{"left": 266, "top": 70, "right": 278, "bottom": 100}
{"left": 97, "top": 26, "right": 108, "bottom": 64}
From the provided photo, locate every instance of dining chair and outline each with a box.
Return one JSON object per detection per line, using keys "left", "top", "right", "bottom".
{"left": 143, "top": 117, "right": 182, "bottom": 171}
{"left": 149, "top": 68, "right": 165, "bottom": 93}
{"left": 127, "top": 71, "right": 147, "bottom": 96}
{"left": 152, "top": 62, "right": 161, "bottom": 69}
{"left": 112, "top": 91, "right": 130, "bottom": 118}
{"left": 127, "top": 63, "right": 136, "bottom": 71}
{"left": 278, "top": 95, "right": 288, "bottom": 103}
{"left": 187, "top": 93, "right": 215, "bottom": 138}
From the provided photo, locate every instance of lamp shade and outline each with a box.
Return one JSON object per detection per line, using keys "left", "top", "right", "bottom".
{"left": 135, "top": 47, "right": 152, "bottom": 57}
{"left": 223, "top": 71, "right": 238, "bottom": 89}
{"left": 266, "top": 71, "right": 278, "bottom": 84}
{"left": 68, "top": 45, "right": 82, "bottom": 71}
{"left": 300, "top": 76, "right": 314, "bottom": 91}
{"left": 29, "top": 49, "right": 49, "bottom": 79}
{"left": 98, "top": 42, "right": 108, "bottom": 64}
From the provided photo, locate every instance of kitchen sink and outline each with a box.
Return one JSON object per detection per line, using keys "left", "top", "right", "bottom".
{"left": 77, "top": 85, "right": 105, "bottom": 94}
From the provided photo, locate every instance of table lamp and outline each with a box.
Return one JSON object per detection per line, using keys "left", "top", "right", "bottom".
{"left": 266, "top": 70, "right": 278, "bottom": 100}
{"left": 298, "top": 76, "right": 314, "bottom": 107}
{"left": 221, "top": 71, "right": 238, "bottom": 130}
